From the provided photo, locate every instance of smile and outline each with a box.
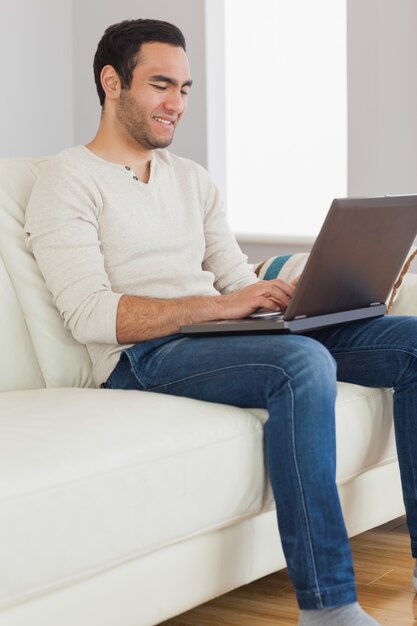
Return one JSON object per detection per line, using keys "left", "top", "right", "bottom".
{"left": 153, "top": 116, "right": 174, "bottom": 127}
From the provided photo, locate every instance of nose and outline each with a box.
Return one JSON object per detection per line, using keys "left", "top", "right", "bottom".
{"left": 163, "top": 89, "right": 186, "bottom": 115}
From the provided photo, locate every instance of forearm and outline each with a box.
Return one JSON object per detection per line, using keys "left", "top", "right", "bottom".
{"left": 116, "top": 277, "right": 296, "bottom": 344}
{"left": 116, "top": 294, "right": 225, "bottom": 344}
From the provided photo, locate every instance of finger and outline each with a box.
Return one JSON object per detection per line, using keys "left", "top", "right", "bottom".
{"left": 266, "top": 285, "right": 292, "bottom": 305}
{"left": 268, "top": 296, "right": 288, "bottom": 311}
{"left": 258, "top": 294, "right": 289, "bottom": 312}
{"left": 257, "top": 297, "right": 282, "bottom": 312}
{"left": 267, "top": 278, "right": 296, "bottom": 297}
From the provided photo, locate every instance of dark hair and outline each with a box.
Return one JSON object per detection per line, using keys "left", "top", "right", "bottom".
{"left": 93, "top": 19, "right": 186, "bottom": 107}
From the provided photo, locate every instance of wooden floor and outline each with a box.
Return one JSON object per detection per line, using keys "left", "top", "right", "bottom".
{"left": 161, "top": 516, "right": 417, "bottom": 625}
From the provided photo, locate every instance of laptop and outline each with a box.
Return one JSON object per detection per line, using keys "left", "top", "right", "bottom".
{"left": 181, "top": 195, "right": 417, "bottom": 335}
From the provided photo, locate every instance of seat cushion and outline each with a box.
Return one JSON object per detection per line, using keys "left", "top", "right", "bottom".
{"left": 0, "top": 388, "right": 265, "bottom": 608}
{"left": 0, "top": 382, "right": 395, "bottom": 608}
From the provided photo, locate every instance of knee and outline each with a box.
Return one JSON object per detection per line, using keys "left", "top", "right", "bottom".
{"left": 297, "top": 339, "right": 337, "bottom": 386}
{"left": 268, "top": 336, "right": 337, "bottom": 388}
{"left": 265, "top": 338, "right": 337, "bottom": 430}
{"left": 398, "top": 317, "right": 417, "bottom": 353}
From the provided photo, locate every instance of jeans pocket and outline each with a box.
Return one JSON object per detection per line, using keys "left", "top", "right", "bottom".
{"left": 107, "top": 350, "right": 145, "bottom": 390}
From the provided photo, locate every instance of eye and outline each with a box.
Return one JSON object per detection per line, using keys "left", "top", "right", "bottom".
{"left": 151, "top": 84, "right": 167, "bottom": 91}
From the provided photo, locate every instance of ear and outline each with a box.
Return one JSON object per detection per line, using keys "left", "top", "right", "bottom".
{"left": 100, "top": 65, "right": 121, "bottom": 102}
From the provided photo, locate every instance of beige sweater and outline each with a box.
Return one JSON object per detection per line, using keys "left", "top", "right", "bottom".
{"left": 25, "top": 146, "right": 257, "bottom": 386}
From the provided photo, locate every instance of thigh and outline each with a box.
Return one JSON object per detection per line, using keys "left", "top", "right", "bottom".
{"left": 117, "top": 332, "right": 334, "bottom": 408}
{"left": 307, "top": 314, "right": 417, "bottom": 388}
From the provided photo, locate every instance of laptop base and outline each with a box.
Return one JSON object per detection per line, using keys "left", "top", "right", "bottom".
{"left": 180, "top": 304, "right": 386, "bottom": 335}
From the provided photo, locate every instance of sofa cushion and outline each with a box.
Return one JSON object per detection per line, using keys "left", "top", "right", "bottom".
{"left": 257, "top": 252, "right": 309, "bottom": 282}
{"left": 0, "top": 388, "right": 265, "bottom": 608}
{"left": 0, "top": 158, "right": 93, "bottom": 390}
{"left": 0, "top": 383, "right": 395, "bottom": 608}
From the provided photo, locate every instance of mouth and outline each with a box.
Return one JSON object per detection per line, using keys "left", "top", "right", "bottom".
{"left": 153, "top": 116, "right": 175, "bottom": 130}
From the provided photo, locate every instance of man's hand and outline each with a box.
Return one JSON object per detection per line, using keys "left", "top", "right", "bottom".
{"left": 116, "top": 278, "right": 298, "bottom": 344}
{"left": 219, "top": 278, "right": 296, "bottom": 320}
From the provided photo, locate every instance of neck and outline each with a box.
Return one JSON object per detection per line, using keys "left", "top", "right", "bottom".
{"left": 86, "top": 114, "right": 153, "bottom": 182}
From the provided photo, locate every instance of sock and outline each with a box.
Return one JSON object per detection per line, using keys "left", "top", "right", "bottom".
{"left": 299, "top": 602, "right": 380, "bottom": 626}
{"left": 413, "top": 559, "right": 417, "bottom": 592}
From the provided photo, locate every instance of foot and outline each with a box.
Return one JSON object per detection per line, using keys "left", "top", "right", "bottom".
{"left": 299, "top": 602, "right": 380, "bottom": 625}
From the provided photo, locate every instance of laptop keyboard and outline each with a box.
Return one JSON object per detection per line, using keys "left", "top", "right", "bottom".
{"left": 248, "top": 311, "right": 284, "bottom": 320}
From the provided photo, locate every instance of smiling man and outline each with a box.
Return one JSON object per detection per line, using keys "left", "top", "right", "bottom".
{"left": 90, "top": 33, "right": 193, "bottom": 176}
{"left": 25, "top": 18, "right": 417, "bottom": 626}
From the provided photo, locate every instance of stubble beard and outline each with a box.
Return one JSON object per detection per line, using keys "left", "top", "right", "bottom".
{"left": 116, "top": 90, "right": 174, "bottom": 150}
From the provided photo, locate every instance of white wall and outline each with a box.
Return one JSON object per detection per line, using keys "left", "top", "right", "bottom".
{"left": 205, "top": 0, "right": 227, "bottom": 200}
{"left": 0, "top": 0, "right": 73, "bottom": 157}
{"left": 347, "top": 0, "right": 417, "bottom": 196}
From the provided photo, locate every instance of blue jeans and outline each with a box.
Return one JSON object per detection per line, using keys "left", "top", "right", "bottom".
{"left": 104, "top": 315, "right": 417, "bottom": 609}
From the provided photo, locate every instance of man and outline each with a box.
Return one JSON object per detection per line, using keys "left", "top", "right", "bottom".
{"left": 25, "top": 19, "right": 417, "bottom": 626}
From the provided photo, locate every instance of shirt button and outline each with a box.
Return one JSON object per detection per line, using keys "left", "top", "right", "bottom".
{"left": 125, "top": 165, "right": 131, "bottom": 170}
{"left": 133, "top": 176, "right": 139, "bottom": 181}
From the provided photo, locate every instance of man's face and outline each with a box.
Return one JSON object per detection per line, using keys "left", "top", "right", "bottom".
{"left": 115, "top": 42, "right": 192, "bottom": 150}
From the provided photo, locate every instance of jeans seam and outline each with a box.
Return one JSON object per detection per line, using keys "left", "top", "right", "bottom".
{"left": 333, "top": 346, "right": 417, "bottom": 391}
{"left": 147, "top": 361, "right": 325, "bottom": 603}
{"left": 330, "top": 346, "right": 417, "bottom": 358}
{"left": 287, "top": 377, "right": 323, "bottom": 606}
{"left": 400, "top": 394, "right": 417, "bottom": 535}
{"left": 296, "top": 581, "right": 357, "bottom": 597}
{"left": 124, "top": 348, "right": 149, "bottom": 388}
{"left": 151, "top": 362, "right": 325, "bottom": 600}
{"left": 147, "top": 363, "right": 290, "bottom": 392}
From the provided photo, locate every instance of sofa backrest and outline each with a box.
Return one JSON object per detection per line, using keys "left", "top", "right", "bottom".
{"left": 0, "top": 158, "right": 94, "bottom": 392}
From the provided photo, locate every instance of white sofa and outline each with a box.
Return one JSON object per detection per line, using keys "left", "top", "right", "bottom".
{"left": 0, "top": 156, "right": 415, "bottom": 626}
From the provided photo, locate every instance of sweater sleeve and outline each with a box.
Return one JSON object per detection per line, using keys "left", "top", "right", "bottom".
{"left": 24, "top": 160, "right": 122, "bottom": 345}
{"left": 199, "top": 167, "right": 258, "bottom": 294}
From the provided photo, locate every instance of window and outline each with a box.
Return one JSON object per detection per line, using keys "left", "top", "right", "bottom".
{"left": 224, "top": 0, "right": 347, "bottom": 239}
